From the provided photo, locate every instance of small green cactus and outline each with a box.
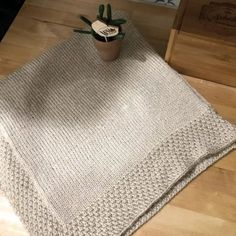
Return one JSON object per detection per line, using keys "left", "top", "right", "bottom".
{"left": 99, "top": 4, "right": 105, "bottom": 18}
{"left": 74, "top": 4, "right": 126, "bottom": 42}
{"left": 107, "top": 4, "right": 112, "bottom": 22}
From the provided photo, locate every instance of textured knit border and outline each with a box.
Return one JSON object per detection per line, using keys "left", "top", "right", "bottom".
{"left": 0, "top": 109, "right": 235, "bottom": 236}
{"left": 0, "top": 125, "right": 66, "bottom": 235}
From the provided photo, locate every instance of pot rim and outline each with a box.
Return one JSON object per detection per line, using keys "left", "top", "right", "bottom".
{"left": 92, "top": 37, "right": 123, "bottom": 44}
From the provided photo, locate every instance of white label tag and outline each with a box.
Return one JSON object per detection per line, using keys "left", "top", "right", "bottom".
{"left": 92, "top": 20, "right": 119, "bottom": 38}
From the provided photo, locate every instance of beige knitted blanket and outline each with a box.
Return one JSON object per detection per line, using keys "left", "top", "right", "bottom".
{"left": 0, "top": 17, "right": 235, "bottom": 236}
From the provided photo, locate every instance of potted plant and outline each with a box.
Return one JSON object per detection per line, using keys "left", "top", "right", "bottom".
{"left": 74, "top": 4, "right": 127, "bottom": 61}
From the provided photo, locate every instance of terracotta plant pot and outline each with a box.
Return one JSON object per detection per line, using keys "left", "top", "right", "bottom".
{"left": 93, "top": 38, "right": 122, "bottom": 61}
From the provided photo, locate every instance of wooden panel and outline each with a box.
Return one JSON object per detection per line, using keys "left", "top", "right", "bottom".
{"left": 166, "top": 0, "right": 236, "bottom": 87}
{"left": 164, "top": 28, "right": 178, "bottom": 62}
{"left": 169, "top": 32, "right": 236, "bottom": 87}
{"left": 181, "top": 0, "right": 236, "bottom": 44}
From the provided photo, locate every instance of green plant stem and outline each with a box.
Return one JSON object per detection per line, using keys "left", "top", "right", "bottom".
{"left": 107, "top": 4, "right": 112, "bottom": 22}
{"left": 80, "top": 16, "right": 92, "bottom": 26}
{"left": 74, "top": 29, "right": 91, "bottom": 34}
{"left": 99, "top": 4, "right": 105, "bottom": 18}
{"left": 110, "top": 19, "right": 127, "bottom": 26}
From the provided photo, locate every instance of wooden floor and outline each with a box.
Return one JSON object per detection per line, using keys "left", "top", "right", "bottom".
{"left": 0, "top": 1, "right": 236, "bottom": 235}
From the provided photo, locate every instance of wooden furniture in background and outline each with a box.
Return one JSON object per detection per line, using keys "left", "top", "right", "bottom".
{"left": 0, "top": 1, "right": 236, "bottom": 236}
{"left": 165, "top": 0, "right": 236, "bottom": 87}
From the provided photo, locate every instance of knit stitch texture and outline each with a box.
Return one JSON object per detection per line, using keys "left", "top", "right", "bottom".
{"left": 0, "top": 14, "right": 235, "bottom": 236}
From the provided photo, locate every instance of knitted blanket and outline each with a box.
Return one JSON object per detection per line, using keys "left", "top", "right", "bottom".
{"left": 0, "top": 16, "right": 235, "bottom": 236}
